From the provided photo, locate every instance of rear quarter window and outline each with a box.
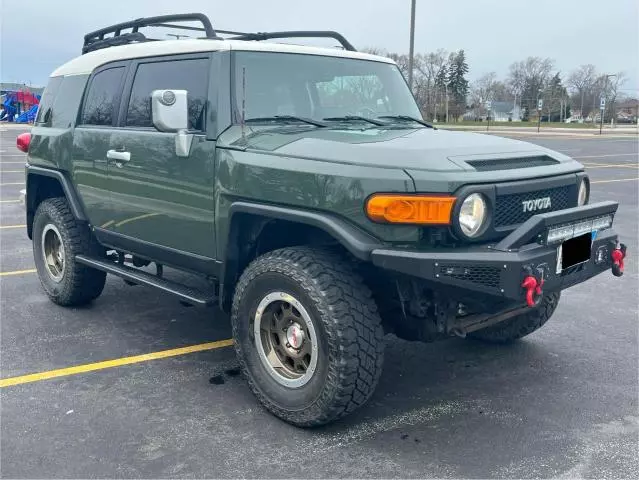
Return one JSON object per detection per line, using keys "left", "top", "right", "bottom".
{"left": 45, "top": 75, "right": 89, "bottom": 128}
{"left": 35, "top": 77, "right": 63, "bottom": 125}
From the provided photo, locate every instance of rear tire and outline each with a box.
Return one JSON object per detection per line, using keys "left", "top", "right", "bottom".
{"left": 32, "top": 197, "right": 106, "bottom": 306}
{"left": 231, "top": 247, "right": 385, "bottom": 427}
{"left": 469, "top": 292, "right": 561, "bottom": 343}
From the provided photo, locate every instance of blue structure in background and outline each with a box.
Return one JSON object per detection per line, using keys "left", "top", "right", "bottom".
{"left": 0, "top": 91, "right": 41, "bottom": 123}
{"left": 15, "top": 104, "right": 39, "bottom": 123}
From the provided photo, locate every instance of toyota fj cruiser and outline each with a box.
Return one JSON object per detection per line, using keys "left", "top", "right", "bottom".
{"left": 18, "top": 13, "right": 627, "bottom": 427}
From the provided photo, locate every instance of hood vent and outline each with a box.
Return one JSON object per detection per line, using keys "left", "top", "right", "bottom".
{"left": 467, "top": 155, "right": 559, "bottom": 171}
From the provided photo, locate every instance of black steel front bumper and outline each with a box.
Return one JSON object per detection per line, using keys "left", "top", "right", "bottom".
{"left": 371, "top": 201, "right": 623, "bottom": 302}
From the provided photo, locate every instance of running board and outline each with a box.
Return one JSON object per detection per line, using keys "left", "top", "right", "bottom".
{"left": 75, "top": 255, "right": 218, "bottom": 306}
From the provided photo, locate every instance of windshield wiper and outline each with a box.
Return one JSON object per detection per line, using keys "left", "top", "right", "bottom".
{"left": 323, "top": 115, "right": 387, "bottom": 126}
{"left": 244, "top": 115, "right": 328, "bottom": 127}
{"left": 377, "top": 115, "right": 436, "bottom": 129}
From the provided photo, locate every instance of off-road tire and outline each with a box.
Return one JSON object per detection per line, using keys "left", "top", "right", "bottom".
{"left": 469, "top": 292, "right": 561, "bottom": 343}
{"left": 231, "top": 247, "right": 385, "bottom": 427}
{"left": 33, "top": 197, "right": 106, "bottom": 306}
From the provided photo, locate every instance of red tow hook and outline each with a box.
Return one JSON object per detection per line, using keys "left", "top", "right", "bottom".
{"left": 522, "top": 266, "right": 545, "bottom": 308}
{"left": 612, "top": 243, "right": 627, "bottom": 277}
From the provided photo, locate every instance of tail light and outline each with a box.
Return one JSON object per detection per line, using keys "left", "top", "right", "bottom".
{"left": 16, "top": 133, "right": 31, "bottom": 153}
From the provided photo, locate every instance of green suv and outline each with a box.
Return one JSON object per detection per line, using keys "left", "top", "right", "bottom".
{"left": 18, "top": 13, "right": 627, "bottom": 427}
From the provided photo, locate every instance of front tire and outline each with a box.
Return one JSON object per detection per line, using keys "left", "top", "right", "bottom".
{"left": 231, "top": 247, "right": 385, "bottom": 427}
{"left": 33, "top": 197, "right": 106, "bottom": 306}
{"left": 469, "top": 292, "right": 561, "bottom": 343}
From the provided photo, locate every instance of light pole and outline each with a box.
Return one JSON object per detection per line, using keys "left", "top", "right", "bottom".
{"left": 407, "top": 0, "right": 416, "bottom": 90}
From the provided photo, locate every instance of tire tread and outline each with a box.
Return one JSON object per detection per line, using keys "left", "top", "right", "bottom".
{"left": 33, "top": 197, "right": 106, "bottom": 306}
{"left": 231, "top": 246, "right": 384, "bottom": 427}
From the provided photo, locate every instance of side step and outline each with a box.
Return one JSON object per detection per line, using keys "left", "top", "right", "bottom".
{"left": 75, "top": 255, "right": 218, "bottom": 306}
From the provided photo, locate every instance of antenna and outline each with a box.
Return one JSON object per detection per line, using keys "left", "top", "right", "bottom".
{"left": 241, "top": 67, "right": 246, "bottom": 139}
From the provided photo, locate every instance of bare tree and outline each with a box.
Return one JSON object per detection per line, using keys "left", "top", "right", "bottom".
{"left": 508, "top": 57, "right": 554, "bottom": 120}
{"left": 419, "top": 49, "right": 448, "bottom": 121}
{"left": 470, "top": 72, "right": 497, "bottom": 118}
{"left": 567, "top": 64, "right": 596, "bottom": 118}
{"left": 602, "top": 72, "right": 627, "bottom": 124}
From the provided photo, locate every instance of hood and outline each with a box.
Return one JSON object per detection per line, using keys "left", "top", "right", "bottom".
{"left": 217, "top": 125, "right": 584, "bottom": 191}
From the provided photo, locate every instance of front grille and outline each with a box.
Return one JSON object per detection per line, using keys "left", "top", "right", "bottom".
{"left": 439, "top": 265, "right": 501, "bottom": 288}
{"left": 467, "top": 156, "right": 559, "bottom": 171}
{"left": 494, "top": 186, "right": 573, "bottom": 227}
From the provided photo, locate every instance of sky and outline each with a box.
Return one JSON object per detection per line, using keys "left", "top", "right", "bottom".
{"left": 1, "top": 0, "right": 638, "bottom": 96}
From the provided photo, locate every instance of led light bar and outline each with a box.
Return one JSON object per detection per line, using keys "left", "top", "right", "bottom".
{"left": 546, "top": 215, "right": 613, "bottom": 245}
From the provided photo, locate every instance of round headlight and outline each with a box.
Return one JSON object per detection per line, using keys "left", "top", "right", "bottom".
{"left": 458, "top": 193, "right": 488, "bottom": 238}
{"left": 578, "top": 178, "right": 590, "bottom": 206}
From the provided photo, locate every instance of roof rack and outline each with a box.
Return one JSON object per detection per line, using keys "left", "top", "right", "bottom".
{"left": 218, "top": 30, "right": 356, "bottom": 51}
{"left": 82, "top": 13, "right": 218, "bottom": 54}
{"left": 81, "top": 13, "right": 357, "bottom": 54}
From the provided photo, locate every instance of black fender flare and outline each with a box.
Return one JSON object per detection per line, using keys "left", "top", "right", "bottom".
{"left": 226, "top": 201, "right": 381, "bottom": 261}
{"left": 26, "top": 165, "right": 87, "bottom": 239}
{"left": 218, "top": 201, "right": 382, "bottom": 310}
{"left": 26, "top": 165, "right": 87, "bottom": 221}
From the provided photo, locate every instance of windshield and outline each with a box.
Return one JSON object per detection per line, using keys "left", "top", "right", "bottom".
{"left": 232, "top": 51, "right": 422, "bottom": 125}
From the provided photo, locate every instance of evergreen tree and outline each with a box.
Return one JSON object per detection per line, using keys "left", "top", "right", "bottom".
{"left": 542, "top": 72, "right": 569, "bottom": 122}
{"left": 447, "top": 50, "right": 469, "bottom": 121}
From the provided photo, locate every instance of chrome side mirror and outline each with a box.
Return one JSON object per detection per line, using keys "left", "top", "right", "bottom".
{"left": 151, "top": 89, "right": 193, "bottom": 158}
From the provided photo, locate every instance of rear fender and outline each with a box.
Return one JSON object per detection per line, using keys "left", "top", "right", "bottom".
{"left": 26, "top": 165, "right": 87, "bottom": 238}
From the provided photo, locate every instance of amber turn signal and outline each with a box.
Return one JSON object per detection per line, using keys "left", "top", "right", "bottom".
{"left": 366, "top": 194, "right": 456, "bottom": 225}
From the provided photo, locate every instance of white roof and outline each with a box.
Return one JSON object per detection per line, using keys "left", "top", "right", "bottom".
{"left": 51, "top": 39, "right": 395, "bottom": 77}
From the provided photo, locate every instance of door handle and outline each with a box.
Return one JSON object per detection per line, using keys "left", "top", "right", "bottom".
{"left": 106, "top": 150, "right": 131, "bottom": 162}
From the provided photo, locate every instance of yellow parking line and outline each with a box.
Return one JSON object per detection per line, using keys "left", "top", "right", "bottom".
{"left": 591, "top": 177, "right": 638, "bottom": 184}
{"left": 0, "top": 269, "right": 36, "bottom": 277}
{"left": 0, "top": 199, "right": 20, "bottom": 203}
{"left": 0, "top": 339, "right": 235, "bottom": 388}
{"left": 0, "top": 224, "right": 26, "bottom": 229}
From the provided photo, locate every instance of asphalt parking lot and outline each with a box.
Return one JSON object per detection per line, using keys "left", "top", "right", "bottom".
{"left": 1, "top": 126, "right": 637, "bottom": 478}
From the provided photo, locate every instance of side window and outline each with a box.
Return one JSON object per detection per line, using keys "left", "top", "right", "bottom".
{"left": 125, "top": 58, "right": 209, "bottom": 130}
{"left": 81, "top": 67, "right": 125, "bottom": 126}
{"left": 35, "top": 77, "right": 63, "bottom": 125}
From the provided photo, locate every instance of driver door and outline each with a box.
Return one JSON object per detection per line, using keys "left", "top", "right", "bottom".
{"left": 105, "top": 54, "right": 218, "bottom": 273}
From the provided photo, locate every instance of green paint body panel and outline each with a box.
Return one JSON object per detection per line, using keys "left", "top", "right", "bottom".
{"left": 106, "top": 130, "right": 216, "bottom": 258}
{"left": 25, "top": 50, "right": 587, "bottom": 278}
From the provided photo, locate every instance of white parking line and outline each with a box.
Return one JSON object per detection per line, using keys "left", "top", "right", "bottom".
{"left": 585, "top": 164, "right": 639, "bottom": 169}
{"left": 591, "top": 177, "right": 638, "bottom": 184}
{"left": 573, "top": 153, "right": 638, "bottom": 159}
